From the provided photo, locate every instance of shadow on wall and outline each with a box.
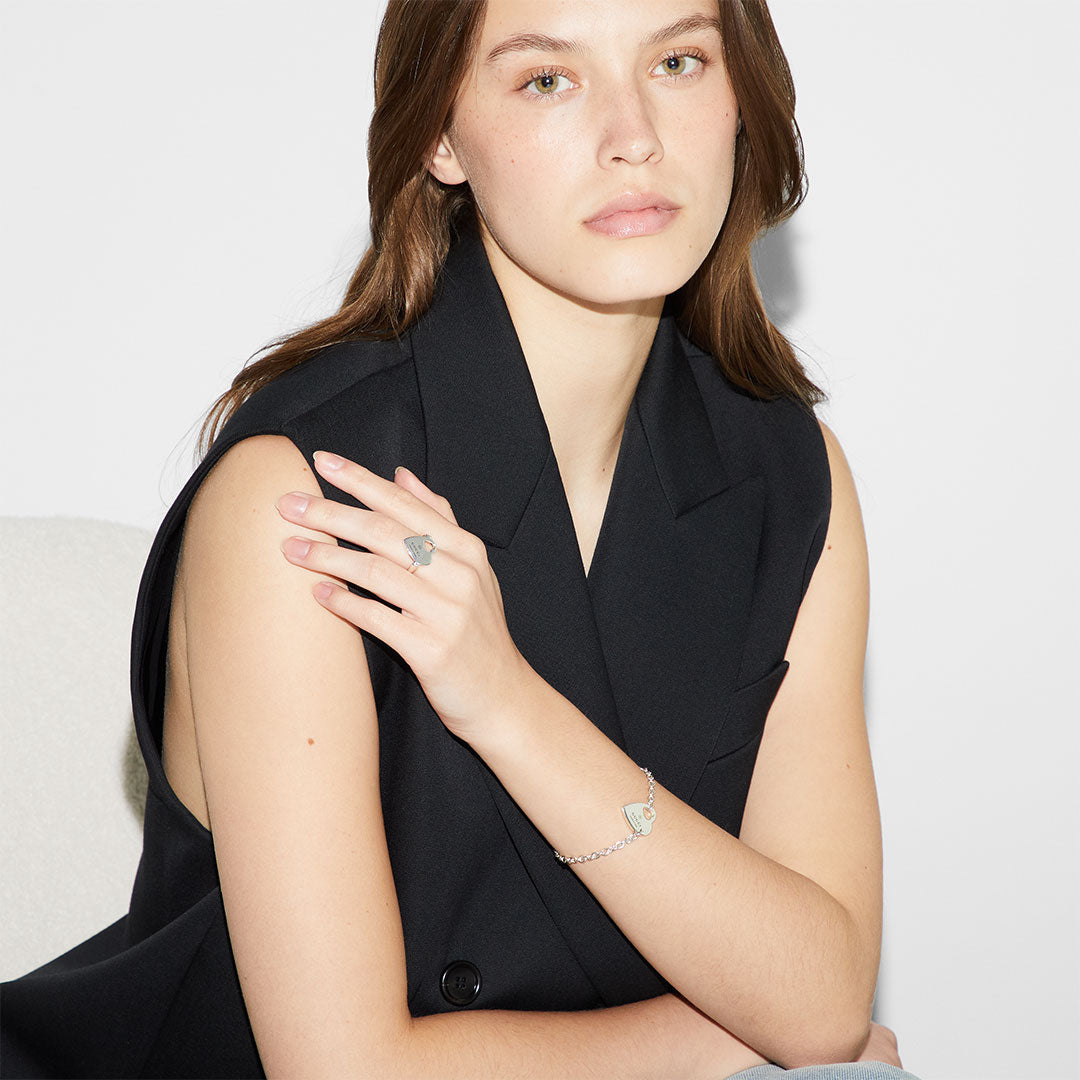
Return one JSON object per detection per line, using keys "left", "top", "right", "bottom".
{"left": 752, "top": 219, "right": 803, "bottom": 329}
{"left": 124, "top": 724, "right": 150, "bottom": 821}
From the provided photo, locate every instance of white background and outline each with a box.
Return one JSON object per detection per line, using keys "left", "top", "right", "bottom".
{"left": 2, "top": 3, "right": 1077, "bottom": 1078}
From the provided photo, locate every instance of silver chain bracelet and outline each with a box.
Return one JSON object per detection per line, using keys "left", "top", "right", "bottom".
{"left": 553, "top": 766, "right": 656, "bottom": 864}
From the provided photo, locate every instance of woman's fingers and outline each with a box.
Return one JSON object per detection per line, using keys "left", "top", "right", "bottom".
{"left": 276, "top": 491, "right": 475, "bottom": 603}
{"left": 393, "top": 465, "right": 459, "bottom": 526}
{"left": 280, "top": 535, "right": 432, "bottom": 616}
{"left": 275, "top": 450, "right": 477, "bottom": 624}
{"left": 274, "top": 453, "right": 457, "bottom": 569}
{"left": 277, "top": 494, "right": 418, "bottom": 570}
{"left": 313, "top": 451, "right": 457, "bottom": 539}
{"left": 308, "top": 578, "right": 424, "bottom": 659}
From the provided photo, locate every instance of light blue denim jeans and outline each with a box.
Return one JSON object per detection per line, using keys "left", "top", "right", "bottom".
{"left": 728, "top": 1064, "right": 921, "bottom": 1079}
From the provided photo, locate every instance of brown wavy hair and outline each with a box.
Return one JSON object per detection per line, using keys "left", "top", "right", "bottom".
{"left": 196, "top": 0, "right": 822, "bottom": 458}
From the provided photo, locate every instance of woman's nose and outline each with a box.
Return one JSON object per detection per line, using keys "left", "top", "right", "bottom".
{"left": 593, "top": 83, "right": 664, "bottom": 167}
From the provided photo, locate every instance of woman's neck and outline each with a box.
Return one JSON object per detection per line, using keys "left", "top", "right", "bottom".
{"left": 482, "top": 231, "right": 664, "bottom": 503}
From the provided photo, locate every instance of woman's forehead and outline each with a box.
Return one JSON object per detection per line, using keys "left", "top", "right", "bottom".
{"left": 476, "top": 0, "right": 724, "bottom": 59}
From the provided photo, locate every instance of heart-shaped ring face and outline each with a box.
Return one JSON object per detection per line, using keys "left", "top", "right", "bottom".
{"left": 403, "top": 534, "right": 436, "bottom": 566}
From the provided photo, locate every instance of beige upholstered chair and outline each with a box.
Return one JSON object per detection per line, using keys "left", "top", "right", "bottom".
{"left": 0, "top": 516, "right": 153, "bottom": 981}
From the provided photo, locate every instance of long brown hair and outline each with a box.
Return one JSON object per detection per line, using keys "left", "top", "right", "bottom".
{"left": 196, "top": 0, "right": 822, "bottom": 458}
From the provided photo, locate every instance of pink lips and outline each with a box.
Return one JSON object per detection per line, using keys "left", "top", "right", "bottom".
{"left": 583, "top": 192, "right": 680, "bottom": 238}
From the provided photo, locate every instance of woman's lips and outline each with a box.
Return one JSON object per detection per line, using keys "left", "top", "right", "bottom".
{"left": 583, "top": 206, "right": 679, "bottom": 238}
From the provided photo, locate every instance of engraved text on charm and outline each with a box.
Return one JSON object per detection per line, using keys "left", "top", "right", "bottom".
{"left": 622, "top": 802, "right": 656, "bottom": 835}
{"left": 403, "top": 534, "right": 437, "bottom": 566}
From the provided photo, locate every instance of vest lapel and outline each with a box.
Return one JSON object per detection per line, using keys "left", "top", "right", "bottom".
{"left": 408, "top": 219, "right": 629, "bottom": 756}
{"left": 584, "top": 318, "right": 768, "bottom": 805}
{"left": 407, "top": 218, "right": 765, "bottom": 1002}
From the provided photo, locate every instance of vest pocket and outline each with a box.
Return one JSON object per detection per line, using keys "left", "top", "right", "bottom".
{"left": 704, "top": 658, "right": 790, "bottom": 763}
{"left": 689, "top": 659, "right": 790, "bottom": 834}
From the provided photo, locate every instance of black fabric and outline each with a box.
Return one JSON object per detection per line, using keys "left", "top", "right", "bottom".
{"left": 1, "top": 214, "right": 831, "bottom": 1078}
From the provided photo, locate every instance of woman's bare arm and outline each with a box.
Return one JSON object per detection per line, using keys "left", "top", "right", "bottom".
{"left": 177, "top": 434, "right": 769, "bottom": 1080}
{"left": 410, "top": 992, "right": 769, "bottom": 1080}
{"left": 463, "top": 419, "right": 880, "bottom": 1068}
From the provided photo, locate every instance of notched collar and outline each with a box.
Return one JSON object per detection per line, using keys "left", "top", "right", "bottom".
{"left": 406, "top": 216, "right": 734, "bottom": 551}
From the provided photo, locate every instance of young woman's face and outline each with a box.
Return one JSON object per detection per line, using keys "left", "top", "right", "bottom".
{"left": 429, "top": 0, "right": 740, "bottom": 307}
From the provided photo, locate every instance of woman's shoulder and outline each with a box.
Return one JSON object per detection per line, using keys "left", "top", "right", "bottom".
{"left": 218, "top": 334, "right": 413, "bottom": 446}
{"left": 678, "top": 329, "right": 830, "bottom": 501}
{"left": 145, "top": 335, "right": 418, "bottom": 628}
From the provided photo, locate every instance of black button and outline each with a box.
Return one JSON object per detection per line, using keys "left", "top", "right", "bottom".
{"left": 440, "top": 960, "right": 482, "bottom": 1006}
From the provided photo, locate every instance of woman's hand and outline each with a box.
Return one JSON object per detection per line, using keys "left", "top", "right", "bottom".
{"left": 275, "top": 450, "right": 532, "bottom": 743}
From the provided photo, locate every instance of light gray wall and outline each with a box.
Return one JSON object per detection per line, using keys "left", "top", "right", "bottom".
{"left": 759, "top": 5, "right": 1078, "bottom": 1079}
{"left": 2, "top": 3, "right": 1076, "bottom": 1078}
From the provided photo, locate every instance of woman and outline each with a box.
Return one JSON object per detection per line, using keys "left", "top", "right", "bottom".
{"left": 1, "top": 1, "right": 919, "bottom": 1077}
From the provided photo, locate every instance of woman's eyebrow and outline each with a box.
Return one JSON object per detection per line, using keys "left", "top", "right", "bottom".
{"left": 483, "top": 14, "right": 723, "bottom": 66}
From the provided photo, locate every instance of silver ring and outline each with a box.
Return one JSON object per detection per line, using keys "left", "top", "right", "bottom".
{"left": 402, "top": 533, "right": 437, "bottom": 572}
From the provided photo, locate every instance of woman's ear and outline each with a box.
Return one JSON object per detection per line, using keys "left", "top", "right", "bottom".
{"left": 426, "top": 132, "right": 468, "bottom": 185}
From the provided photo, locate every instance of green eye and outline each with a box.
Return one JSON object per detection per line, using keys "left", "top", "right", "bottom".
{"left": 517, "top": 50, "right": 708, "bottom": 103}
{"left": 527, "top": 71, "right": 572, "bottom": 96}
{"left": 654, "top": 53, "right": 705, "bottom": 78}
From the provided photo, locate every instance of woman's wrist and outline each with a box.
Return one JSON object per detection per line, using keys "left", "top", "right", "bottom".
{"left": 462, "top": 650, "right": 549, "bottom": 755}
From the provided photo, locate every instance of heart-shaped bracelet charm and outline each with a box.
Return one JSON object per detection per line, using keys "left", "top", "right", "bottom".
{"left": 622, "top": 802, "right": 656, "bottom": 835}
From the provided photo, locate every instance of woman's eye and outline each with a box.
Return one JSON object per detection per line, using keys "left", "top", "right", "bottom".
{"left": 653, "top": 53, "right": 705, "bottom": 78}
{"left": 517, "top": 52, "right": 707, "bottom": 101}
{"left": 520, "top": 70, "right": 574, "bottom": 98}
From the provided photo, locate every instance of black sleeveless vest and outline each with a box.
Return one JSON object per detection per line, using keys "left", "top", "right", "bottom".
{"left": 1, "top": 217, "right": 830, "bottom": 1078}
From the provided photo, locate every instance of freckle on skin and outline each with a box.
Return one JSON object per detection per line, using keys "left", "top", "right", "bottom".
{"left": 307, "top": 738, "right": 315, "bottom": 746}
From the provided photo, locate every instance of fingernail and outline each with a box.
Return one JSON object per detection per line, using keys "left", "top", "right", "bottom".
{"left": 277, "top": 492, "right": 309, "bottom": 514}
{"left": 281, "top": 537, "right": 311, "bottom": 558}
{"left": 315, "top": 450, "right": 344, "bottom": 470}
